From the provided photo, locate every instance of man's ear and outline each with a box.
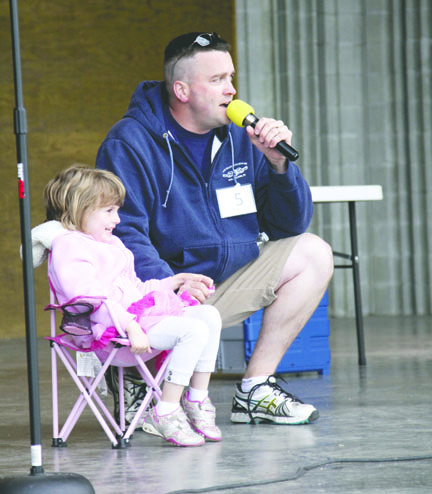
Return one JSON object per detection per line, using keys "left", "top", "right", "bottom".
{"left": 173, "top": 80, "right": 189, "bottom": 103}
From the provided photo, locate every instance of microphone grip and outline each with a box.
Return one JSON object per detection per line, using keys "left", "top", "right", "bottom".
{"left": 245, "top": 114, "right": 299, "bottom": 162}
{"left": 275, "top": 140, "right": 299, "bottom": 162}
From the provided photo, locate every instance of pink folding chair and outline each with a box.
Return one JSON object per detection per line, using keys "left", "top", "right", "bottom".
{"left": 45, "top": 287, "right": 170, "bottom": 449}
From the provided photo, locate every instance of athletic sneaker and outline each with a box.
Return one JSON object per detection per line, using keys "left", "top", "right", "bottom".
{"left": 231, "top": 375, "right": 319, "bottom": 425}
{"left": 142, "top": 406, "right": 205, "bottom": 447}
{"left": 105, "top": 366, "right": 148, "bottom": 425}
{"left": 181, "top": 392, "right": 222, "bottom": 441}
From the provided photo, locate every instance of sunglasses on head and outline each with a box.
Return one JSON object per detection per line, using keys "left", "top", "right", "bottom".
{"left": 191, "top": 32, "right": 222, "bottom": 48}
{"left": 165, "top": 32, "right": 224, "bottom": 63}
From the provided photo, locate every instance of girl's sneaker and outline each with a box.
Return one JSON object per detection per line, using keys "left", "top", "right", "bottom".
{"left": 142, "top": 406, "right": 205, "bottom": 447}
{"left": 181, "top": 392, "right": 222, "bottom": 442}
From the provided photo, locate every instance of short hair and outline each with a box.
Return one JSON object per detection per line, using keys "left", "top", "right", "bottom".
{"left": 43, "top": 165, "right": 125, "bottom": 231}
{"left": 163, "top": 32, "right": 231, "bottom": 87}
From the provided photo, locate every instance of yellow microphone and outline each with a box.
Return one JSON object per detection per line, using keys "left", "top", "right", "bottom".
{"left": 226, "top": 99, "right": 299, "bottom": 161}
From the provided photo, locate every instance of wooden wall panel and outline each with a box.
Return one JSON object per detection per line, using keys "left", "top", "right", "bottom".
{"left": 0, "top": 0, "right": 234, "bottom": 337}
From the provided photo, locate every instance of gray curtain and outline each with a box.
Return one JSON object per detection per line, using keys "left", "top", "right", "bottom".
{"left": 235, "top": 0, "right": 432, "bottom": 316}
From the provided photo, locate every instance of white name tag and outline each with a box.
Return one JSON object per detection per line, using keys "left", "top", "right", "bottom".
{"left": 216, "top": 183, "right": 257, "bottom": 218}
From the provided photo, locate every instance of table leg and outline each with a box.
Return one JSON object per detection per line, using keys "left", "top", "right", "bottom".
{"left": 348, "top": 202, "right": 367, "bottom": 366}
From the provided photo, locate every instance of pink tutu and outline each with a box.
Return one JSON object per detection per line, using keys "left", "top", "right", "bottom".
{"left": 91, "top": 289, "right": 198, "bottom": 367}
{"left": 127, "top": 289, "right": 198, "bottom": 331}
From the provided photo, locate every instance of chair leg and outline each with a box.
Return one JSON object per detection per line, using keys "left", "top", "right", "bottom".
{"left": 118, "top": 366, "right": 125, "bottom": 432}
{"left": 112, "top": 366, "right": 130, "bottom": 448}
{"left": 122, "top": 353, "right": 170, "bottom": 441}
{"left": 50, "top": 343, "right": 61, "bottom": 445}
{"left": 52, "top": 344, "right": 124, "bottom": 447}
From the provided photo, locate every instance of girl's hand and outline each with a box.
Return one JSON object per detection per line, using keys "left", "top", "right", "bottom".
{"left": 125, "top": 320, "right": 152, "bottom": 354}
{"left": 170, "top": 273, "right": 215, "bottom": 304}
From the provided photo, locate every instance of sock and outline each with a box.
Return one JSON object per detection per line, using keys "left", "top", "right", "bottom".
{"left": 187, "top": 386, "right": 208, "bottom": 403}
{"left": 241, "top": 376, "right": 268, "bottom": 393}
{"left": 155, "top": 400, "right": 179, "bottom": 416}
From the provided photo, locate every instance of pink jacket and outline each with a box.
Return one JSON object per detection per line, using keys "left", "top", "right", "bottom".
{"left": 48, "top": 230, "right": 175, "bottom": 341}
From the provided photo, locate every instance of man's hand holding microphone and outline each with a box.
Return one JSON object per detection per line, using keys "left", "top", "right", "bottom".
{"left": 226, "top": 99, "right": 299, "bottom": 173}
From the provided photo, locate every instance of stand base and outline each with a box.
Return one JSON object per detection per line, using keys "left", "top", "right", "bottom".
{"left": 0, "top": 472, "right": 94, "bottom": 494}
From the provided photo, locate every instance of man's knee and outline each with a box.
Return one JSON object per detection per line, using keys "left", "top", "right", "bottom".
{"left": 287, "top": 233, "right": 334, "bottom": 280}
{"left": 303, "top": 233, "right": 334, "bottom": 279}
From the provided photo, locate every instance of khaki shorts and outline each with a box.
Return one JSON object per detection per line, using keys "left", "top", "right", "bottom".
{"left": 206, "top": 236, "right": 300, "bottom": 328}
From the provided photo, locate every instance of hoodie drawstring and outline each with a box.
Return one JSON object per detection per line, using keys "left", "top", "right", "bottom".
{"left": 162, "top": 133, "right": 175, "bottom": 208}
{"left": 228, "top": 132, "right": 239, "bottom": 185}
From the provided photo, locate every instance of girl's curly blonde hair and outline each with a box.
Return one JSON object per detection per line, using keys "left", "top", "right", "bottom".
{"left": 43, "top": 164, "right": 125, "bottom": 231}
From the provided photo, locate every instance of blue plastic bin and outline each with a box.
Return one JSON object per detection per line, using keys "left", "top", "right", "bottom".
{"left": 243, "top": 291, "right": 331, "bottom": 375}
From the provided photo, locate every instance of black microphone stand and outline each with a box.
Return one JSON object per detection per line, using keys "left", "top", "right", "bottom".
{"left": 0, "top": 1, "right": 94, "bottom": 492}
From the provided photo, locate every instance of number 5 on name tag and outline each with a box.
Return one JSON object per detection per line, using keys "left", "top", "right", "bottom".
{"left": 216, "top": 184, "right": 257, "bottom": 218}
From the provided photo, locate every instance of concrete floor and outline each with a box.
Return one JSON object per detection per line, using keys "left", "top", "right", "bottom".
{"left": 1, "top": 315, "right": 432, "bottom": 493}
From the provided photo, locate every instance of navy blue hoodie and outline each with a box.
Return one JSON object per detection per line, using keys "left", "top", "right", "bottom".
{"left": 96, "top": 81, "right": 313, "bottom": 284}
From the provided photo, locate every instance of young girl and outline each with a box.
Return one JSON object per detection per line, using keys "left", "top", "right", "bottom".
{"left": 40, "top": 165, "right": 222, "bottom": 447}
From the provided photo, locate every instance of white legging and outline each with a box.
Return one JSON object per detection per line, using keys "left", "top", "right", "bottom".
{"left": 146, "top": 305, "right": 222, "bottom": 387}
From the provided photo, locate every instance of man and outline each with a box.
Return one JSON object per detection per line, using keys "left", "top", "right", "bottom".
{"left": 96, "top": 32, "right": 333, "bottom": 426}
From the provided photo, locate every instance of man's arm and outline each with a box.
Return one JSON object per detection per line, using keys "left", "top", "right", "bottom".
{"left": 243, "top": 119, "right": 313, "bottom": 239}
{"left": 255, "top": 159, "right": 313, "bottom": 239}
